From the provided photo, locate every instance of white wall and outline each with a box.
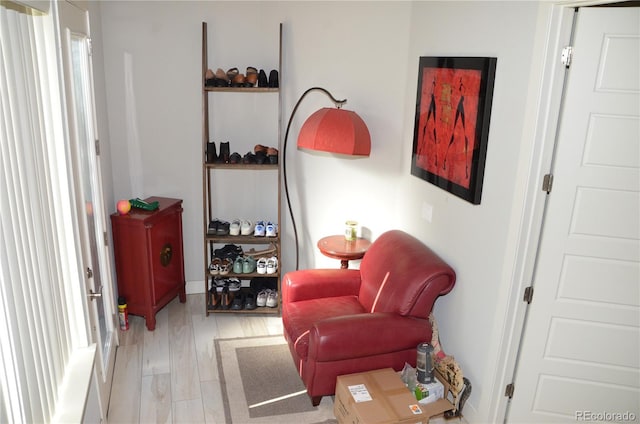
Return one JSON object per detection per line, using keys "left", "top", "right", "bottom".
{"left": 97, "top": 1, "right": 549, "bottom": 422}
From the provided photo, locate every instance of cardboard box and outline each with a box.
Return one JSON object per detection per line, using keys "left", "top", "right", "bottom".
{"left": 334, "top": 368, "right": 454, "bottom": 424}
{"left": 417, "top": 377, "right": 445, "bottom": 405}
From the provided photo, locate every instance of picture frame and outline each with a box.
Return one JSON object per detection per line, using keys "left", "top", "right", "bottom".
{"left": 411, "top": 56, "right": 497, "bottom": 204}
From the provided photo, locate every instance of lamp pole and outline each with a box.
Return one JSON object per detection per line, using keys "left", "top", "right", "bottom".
{"left": 282, "top": 87, "right": 347, "bottom": 271}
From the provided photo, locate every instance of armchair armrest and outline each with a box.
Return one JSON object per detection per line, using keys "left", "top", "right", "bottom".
{"left": 308, "top": 313, "right": 430, "bottom": 362}
{"left": 283, "top": 269, "right": 362, "bottom": 303}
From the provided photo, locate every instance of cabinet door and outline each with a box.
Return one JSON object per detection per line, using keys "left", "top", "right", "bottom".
{"left": 149, "top": 211, "right": 184, "bottom": 303}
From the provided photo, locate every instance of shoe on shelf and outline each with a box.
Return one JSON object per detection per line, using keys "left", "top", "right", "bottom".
{"left": 226, "top": 67, "right": 239, "bottom": 81}
{"left": 209, "top": 257, "right": 221, "bottom": 275}
{"left": 244, "top": 291, "right": 257, "bottom": 310}
{"left": 258, "top": 69, "right": 268, "bottom": 87}
{"left": 232, "top": 73, "right": 245, "bottom": 87}
{"left": 209, "top": 290, "right": 220, "bottom": 309}
{"left": 266, "top": 257, "right": 278, "bottom": 275}
{"left": 255, "top": 150, "right": 267, "bottom": 164}
{"left": 214, "top": 277, "right": 227, "bottom": 292}
{"left": 205, "top": 69, "right": 215, "bottom": 87}
{"left": 214, "top": 244, "right": 243, "bottom": 261}
{"left": 218, "top": 141, "right": 230, "bottom": 163}
{"left": 242, "top": 152, "right": 256, "bottom": 164}
{"left": 229, "top": 152, "right": 242, "bottom": 164}
{"left": 206, "top": 142, "right": 217, "bottom": 163}
{"left": 266, "top": 289, "right": 278, "bottom": 308}
{"left": 220, "top": 286, "right": 233, "bottom": 310}
{"left": 265, "top": 222, "right": 277, "bottom": 237}
{"left": 254, "top": 144, "right": 268, "bottom": 154}
{"left": 268, "top": 69, "right": 279, "bottom": 88}
{"left": 240, "top": 219, "right": 254, "bottom": 236}
{"left": 208, "top": 219, "right": 220, "bottom": 234}
{"left": 233, "top": 256, "right": 244, "bottom": 274}
{"left": 244, "top": 243, "right": 277, "bottom": 258}
{"left": 254, "top": 221, "right": 265, "bottom": 237}
{"left": 256, "top": 257, "right": 267, "bottom": 275}
{"left": 229, "top": 219, "right": 241, "bottom": 236}
{"left": 256, "top": 289, "right": 268, "bottom": 307}
{"left": 219, "top": 258, "right": 232, "bottom": 275}
{"left": 215, "top": 68, "right": 229, "bottom": 87}
{"left": 243, "top": 256, "right": 256, "bottom": 274}
{"left": 216, "top": 220, "right": 230, "bottom": 235}
{"left": 227, "top": 278, "right": 241, "bottom": 292}
{"left": 267, "top": 147, "right": 278, "bottom": 164}
{"left": 230, "top": 290, "right": 245, "bottom": 310}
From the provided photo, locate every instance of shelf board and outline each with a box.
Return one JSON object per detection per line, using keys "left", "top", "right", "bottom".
{"left": 204, "top": 163, "right": 278, "bottom": 170}
{"left": 205, "top": 234, "right": 280, "bottom": 243}
{"left": 207, "top": 272, "right": 280, "bottom": 279}
{"left": 206, "top": 306, "right": 280, "bottom": 314}
{"left": 204, "top": 86, "right": 279, "bottom": 93}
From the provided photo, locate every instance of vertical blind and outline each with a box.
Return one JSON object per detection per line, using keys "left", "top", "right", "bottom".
{"left": 0, "top": 2, "right": 89, "bottom": 422}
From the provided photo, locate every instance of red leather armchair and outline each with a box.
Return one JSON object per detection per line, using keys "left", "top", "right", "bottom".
{"left": 282, "top": 230, "right": 456, "bottom": 406}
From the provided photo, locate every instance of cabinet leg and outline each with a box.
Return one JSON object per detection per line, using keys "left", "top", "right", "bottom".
{"left": 145, "top": 316, "right": 156, "bottom": 331}
{"left": 179, "top": 287, "right": 186, "bottom": 303}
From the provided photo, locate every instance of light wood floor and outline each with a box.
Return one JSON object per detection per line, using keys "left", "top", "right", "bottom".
{"left": 107, "top": 293, "right": 284, "bottom": 423}
{"left": 106, "top": 294, "right": 465, "bottom": 424}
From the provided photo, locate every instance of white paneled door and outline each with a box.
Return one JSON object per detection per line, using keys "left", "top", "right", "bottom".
{"left": 57, "top": 1, "right": 117, "bottom": 421}
{"left": 507, "top": 6, "right": 640, "bottom": 423}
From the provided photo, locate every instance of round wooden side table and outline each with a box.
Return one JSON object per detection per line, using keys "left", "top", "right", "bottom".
{"left": 317, "top": 235, "right": 372, "bottom": 269}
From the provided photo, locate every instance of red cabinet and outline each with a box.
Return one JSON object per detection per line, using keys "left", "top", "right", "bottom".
{"left": 111, "top": 197, "right": 186, "bottom": 330}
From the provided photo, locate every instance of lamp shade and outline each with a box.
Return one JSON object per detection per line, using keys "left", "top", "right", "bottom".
{"left": 297, "top": 107, "right": 371, "bottom": 156}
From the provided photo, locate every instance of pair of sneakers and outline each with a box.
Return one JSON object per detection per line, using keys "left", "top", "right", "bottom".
{"left": 256, "top": 289, "right": 278, "bottom": 308}
{"left": 233, "top": 256, "right": 256, "bottom": 274}
{"left": 229, "top": 219, "right": 255, "bottom": 236}
{"left": 254, "top": 221, "right": 277, "bottom": 237}
{"left": 256, "top": 257, "right": 278, "bottom": 275}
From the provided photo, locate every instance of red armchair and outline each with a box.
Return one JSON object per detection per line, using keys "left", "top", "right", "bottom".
{"left": 282, "top": 230, "right": 456, "bottom": 406}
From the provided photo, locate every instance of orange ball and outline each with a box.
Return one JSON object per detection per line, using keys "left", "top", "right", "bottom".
{"left": 116, "top": 200, "right": 131, "bottom": 215}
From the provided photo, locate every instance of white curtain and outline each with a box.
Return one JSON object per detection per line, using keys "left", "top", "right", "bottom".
{"left": 0, "top": 2, "right": 88, "bottom": 422}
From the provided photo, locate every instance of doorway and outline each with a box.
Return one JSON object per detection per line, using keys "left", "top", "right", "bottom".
{"left": 505, "top": 4, "right": 639, "bottom": 422}
{"left": 56, "top": 0, "right": 118, "bottom": 420}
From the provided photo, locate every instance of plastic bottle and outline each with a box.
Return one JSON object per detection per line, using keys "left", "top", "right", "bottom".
{"left": 118, "top": 296, "right": 129, "bottom": 331}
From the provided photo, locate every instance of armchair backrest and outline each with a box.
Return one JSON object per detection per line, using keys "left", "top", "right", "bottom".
{"left": 357, "top": 230, "right": 456, "bottom": 319}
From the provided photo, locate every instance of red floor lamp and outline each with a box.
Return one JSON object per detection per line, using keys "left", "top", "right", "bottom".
{"left": 282, "top": 87, "right": 371, "bottom": 270}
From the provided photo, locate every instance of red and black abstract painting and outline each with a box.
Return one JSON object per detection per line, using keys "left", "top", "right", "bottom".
{"left": 411, "top": 57, "right": 496, "bottom": 204}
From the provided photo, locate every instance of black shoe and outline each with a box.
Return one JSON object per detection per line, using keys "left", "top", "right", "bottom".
{"left": 268, "top": 70, "right": 279, "bottom": 88}
{"left": 258, "top": 69, "right": 268, "bottom": 87}
{"left": 231, "top": 291, "right": 245, "bottom": 310}
{"left": 219, "top": 141, "right": 230, "bottom": 163}
{"left": 244, "top": 290, "right": 257, "bottom": 310}
{"left": 206, "top": 141, "right": 217, "bottom": 163}
{"left": 229, "top": 152, "right": 242, "bottom": 164}
{"left": 242, "top": 152, "right": 256, "bottom": 164}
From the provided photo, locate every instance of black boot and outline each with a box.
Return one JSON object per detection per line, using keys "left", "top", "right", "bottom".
{"left": 258, "top": 69, "right": 268, "bottom": 87}
{"left": 206, "top": 142, "right": 217, "bottom": 163}
{"left": 268, "top": 70, "right": 279, "bottom": 88}
{"left": 219, "top": 141, "right": 230, "bottom": 163}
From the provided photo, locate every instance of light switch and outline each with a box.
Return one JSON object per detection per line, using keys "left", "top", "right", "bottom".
{"left": 421, "top": 202, "right": 433, "bottom": 223}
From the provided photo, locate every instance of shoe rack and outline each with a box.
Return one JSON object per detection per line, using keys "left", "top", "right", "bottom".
{"left": 201, "top": 21, "right": 283, "bottom": 315}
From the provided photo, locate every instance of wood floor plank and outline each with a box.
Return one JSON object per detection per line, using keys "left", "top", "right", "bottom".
{"left": 173, "top": 398, "right": 205, "bottom": 423}
{"left": 107, "top": 343, "right": 142, "bottom": 423}
{"left": 143, "top": 306, "right": 170, "bottom": 376}
{"left": 140, "top": 373, "right": 172, "bottom": 423}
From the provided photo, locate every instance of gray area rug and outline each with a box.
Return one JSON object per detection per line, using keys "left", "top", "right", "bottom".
{"left": 215, "top": 335, "right": 337, "bottom": 423}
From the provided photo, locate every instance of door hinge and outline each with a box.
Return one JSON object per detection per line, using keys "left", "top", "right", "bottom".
{"left": 505, "top": 383, "right": 515, "bottom": 399}
{"left": 103, "top": 231, "right": 109, "bottom": 247}
{"left": 524, "top": 286, "right": 534, "bottom": 304}
{"left": 561, "top": 46, "right": 573, "bottom": 68}
{"left": 95, "top": 139, "right": 100, "bottom": 155}
{"left": 542, "top": 173, "right": 553, "bottom": 194}
{"left": 87, "top": 38, "right": 93, "bottom": 56}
